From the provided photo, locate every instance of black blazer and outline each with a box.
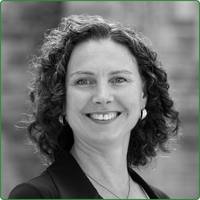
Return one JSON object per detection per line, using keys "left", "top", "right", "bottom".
{"left": 8, "top": 150, "right": 170, "bottom": 199}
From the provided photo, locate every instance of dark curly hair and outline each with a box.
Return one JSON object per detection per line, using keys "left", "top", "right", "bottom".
{"left": 26, "top": 14, "right": 180, "bottom": 167}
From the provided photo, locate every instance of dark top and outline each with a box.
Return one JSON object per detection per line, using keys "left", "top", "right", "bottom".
{"left": 8, "top": 150, "right": 170, "bottom": 199}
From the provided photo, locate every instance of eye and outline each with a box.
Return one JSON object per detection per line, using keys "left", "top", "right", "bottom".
{"left": 75, "top": 78, "right": 93, "bottom": 85}
{"left": 111, "top": 77, "right": 127, "bottom": 84}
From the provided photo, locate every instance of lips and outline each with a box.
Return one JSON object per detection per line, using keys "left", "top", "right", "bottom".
{"left": 86, "top": 112, "right": 121, "bottom": 121}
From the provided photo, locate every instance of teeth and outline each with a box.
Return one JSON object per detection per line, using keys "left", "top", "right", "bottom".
{"left": 99, "top": 114, "right": 103, "bottom": 120}
{"left": 89, "top": 112, "right": 118, "bottom": 121}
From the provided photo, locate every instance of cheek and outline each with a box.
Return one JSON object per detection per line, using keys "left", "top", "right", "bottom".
{"left": 66, "top": 88, "right": 89, "bottom": 120}
{"left": 66, "top": 89, "right": 80, "bottom": 116}
{"left": 66, "top": 89, "right": 82, "bottom": 133}
{"left": 119, "top": 87, "right": 142, "bottom": 113}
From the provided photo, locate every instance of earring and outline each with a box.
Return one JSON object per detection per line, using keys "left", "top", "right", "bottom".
{"left": 59, "top": 115, "right": 67, "bottom": 125}
{"left": 141, "top": 109, "right": 147, "bottom": 120}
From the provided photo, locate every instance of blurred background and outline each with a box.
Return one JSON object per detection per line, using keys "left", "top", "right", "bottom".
{"left": 1, "top": 1, "right": 199, "bottom": 199}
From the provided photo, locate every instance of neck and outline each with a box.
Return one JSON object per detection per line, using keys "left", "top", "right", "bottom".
{"left": 70, "top": 133, "right": 130, "bottom": 190}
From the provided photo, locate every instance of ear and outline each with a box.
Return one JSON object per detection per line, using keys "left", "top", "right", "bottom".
{"left": 141, "top": 92, "right": 147, "bottom": 109}
{"left": 141, "top": 81, "right": 148, "bottom": 108}
{"left": 62, "top": 100, "right": 66, "bottom": 115}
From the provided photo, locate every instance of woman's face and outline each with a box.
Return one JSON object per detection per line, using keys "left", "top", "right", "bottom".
{"left": 66, "top": 39, "right": 147, "bottom": 146}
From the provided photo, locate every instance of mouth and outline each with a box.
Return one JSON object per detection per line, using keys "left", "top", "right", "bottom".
{"left": 85, "top": 112, "right": 122, "bottom": 122}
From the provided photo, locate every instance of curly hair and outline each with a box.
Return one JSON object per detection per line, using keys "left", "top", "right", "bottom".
{"left": 26, "top": 14, "right": 180, "bottom": 166}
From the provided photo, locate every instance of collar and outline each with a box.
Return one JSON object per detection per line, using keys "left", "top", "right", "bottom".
{"left": 47, "top": 150, "right": 161, "bottom": 199}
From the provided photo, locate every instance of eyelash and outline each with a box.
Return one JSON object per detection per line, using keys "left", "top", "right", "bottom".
{"left": 111, "top": 77, "right": 127, "bottom": 83}
{"left": 75, "top": 77, "right": 128, "bottom": 86}
{"left": 75, "top": 79, "right": 94, "bottom": 85}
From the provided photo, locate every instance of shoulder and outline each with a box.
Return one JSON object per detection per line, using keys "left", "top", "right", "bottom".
{"left": 149, "top": 185, "right": 170, "bottom": 199}
{"left": 8, "top": 171, "right": 59, "bottom": 199}
{"left": 8, "top": 182, "right": 46, "bottom": 199}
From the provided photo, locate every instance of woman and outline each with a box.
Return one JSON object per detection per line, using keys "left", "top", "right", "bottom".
{"left": 9, "top": 14, "right": 180, "bottom": 199}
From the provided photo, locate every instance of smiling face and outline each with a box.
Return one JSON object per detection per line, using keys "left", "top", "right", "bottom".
{"left": 66, "top": 39, "right": 147, "bottom": 146}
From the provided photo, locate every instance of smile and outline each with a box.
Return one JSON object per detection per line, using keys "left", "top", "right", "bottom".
{"left": 86, "top": 112, "right": 121, "bottom": 121}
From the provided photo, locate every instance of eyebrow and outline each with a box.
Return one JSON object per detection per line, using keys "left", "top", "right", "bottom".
{"left": 70, "top": 70, "right": 132, "bottom": 77}
{"left": 109, "top": 70, "right": 132, "bottom": 76}
{"left": 70, "top": 71, "right": 94, "bottom": 77}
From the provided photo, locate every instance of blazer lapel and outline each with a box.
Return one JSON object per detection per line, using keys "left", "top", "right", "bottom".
{"left": 128, "top": 168, "right": 160, "bottom": 199}
{"left": 47, "top": 150, "right": 102, "bottom": 199}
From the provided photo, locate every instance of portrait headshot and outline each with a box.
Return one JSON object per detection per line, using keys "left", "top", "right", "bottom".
{"left": 1, "top": 1, "right": 199, "bottom": 199}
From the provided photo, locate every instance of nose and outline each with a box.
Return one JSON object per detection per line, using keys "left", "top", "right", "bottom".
{"left": 92, "top": 82, "right": 114, "bottom": 105}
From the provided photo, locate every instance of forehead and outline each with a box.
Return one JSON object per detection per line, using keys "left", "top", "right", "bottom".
{"left": 67, "top": 39, "right": 139, "bottom": 75}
